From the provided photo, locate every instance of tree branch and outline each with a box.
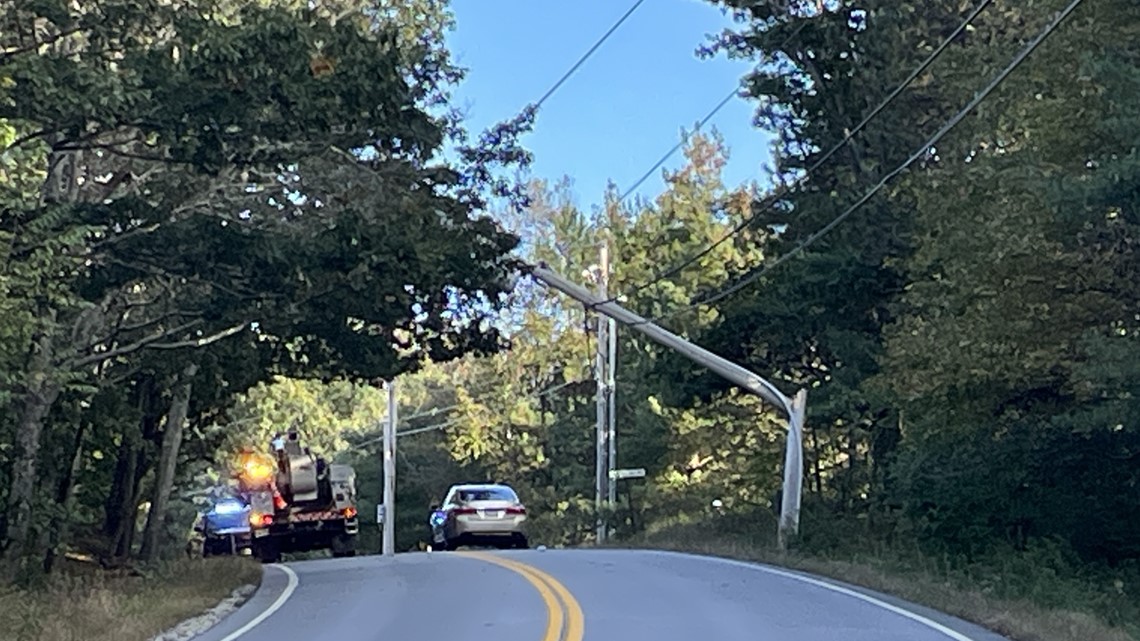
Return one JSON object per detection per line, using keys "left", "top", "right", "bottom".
{"left": 85, "top": 308, "right": 201, "bottom": 350}
{"left": 1, "top": 127, "right": 57, "bottom": 155}
{"left": 102, "top": 365, "right": 144, "bottom": 387}
{"left": 69, "top": 320, "right": 204, "bottom": 368}
{"left": 102, "top": 256, "right": 264, "bottom": 303}
{"left": 56, "top": 139, "right": 170, "bottom": 163}
{"left": 145, "top": 321, "right": 250, "bottom": 351}
{"left": 0, "top": 26, "right": 84, "bottom": 63}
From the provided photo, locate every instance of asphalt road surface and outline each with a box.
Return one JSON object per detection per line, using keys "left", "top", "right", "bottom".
{"left": 191, "top": 549, "right": 1010, "bottom": 641}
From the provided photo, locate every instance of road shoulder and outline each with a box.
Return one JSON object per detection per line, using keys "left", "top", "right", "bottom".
{"left": 185, "top": 565, "right": 297, "bottom": 641}
{"left": 638, "top": 549, "right": 1011, "bottom": 641}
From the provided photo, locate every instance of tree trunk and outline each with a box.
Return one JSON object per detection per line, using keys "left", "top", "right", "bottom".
{"left": 844, "top": 423, "right": 860, "bottom": 512}
{"left": 109, "top": 448, "right": 151, "bottom": 559}
{"left": 139, "top": 363, "right": 198, "bottom": 561}
{"left": 4, "top": 322, "right": 62, "bottom": 557}
{"left": 6, "top": 140, "right": 95, "bottom": 560}
{"left": 104, "top": 377, "right": 156, "bottom": 552}
{"left": 808, "top": 425, "right": 823, "bottom": 495}
{"left": 104, "top": 440, "right": 135, "bottom": 540}
{"left": 43, "top": 412, "right": 87, "bottom": 574}
{"left": 115, "top": 417, "right": 160, "bottom": 559}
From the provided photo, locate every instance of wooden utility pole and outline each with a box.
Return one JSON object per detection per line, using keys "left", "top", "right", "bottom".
{"left": 594, "top": 242, "right": 610, "bottom": 543}
{"left": 382, "top": 380, "right": 397, "bottom": 556}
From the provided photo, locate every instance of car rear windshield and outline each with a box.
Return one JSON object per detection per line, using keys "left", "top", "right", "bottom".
{"left": 457, "top": 487, "right": 518, "bottom": 502}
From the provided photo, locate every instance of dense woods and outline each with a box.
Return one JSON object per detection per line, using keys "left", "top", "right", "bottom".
{"left": 1, "top": 0, "right": 1137, "bottom": 631}
{"left": 0, "top": 0, "right": 528, "bottom": 574}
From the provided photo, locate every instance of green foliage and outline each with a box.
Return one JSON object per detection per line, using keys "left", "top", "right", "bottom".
{"left": 0, "top": 0, "right": 531, "bottom": 565}
{"left": 348, "top": 8, "right": 1139, "bottom": 638}
{"left": 615, "top": 1, "right": 1140, "bottom": 584}
{"left": 375, "top": 132, "right": 791, "bottom": 546}
{"left": 221, "top": 376, "right": 386, "bottom": 457}
{"left": 866, "top": 0, "right": 1140, "bottom": 564}
{"left": 2, "top": 9, "right": 1138, "bottom": 640}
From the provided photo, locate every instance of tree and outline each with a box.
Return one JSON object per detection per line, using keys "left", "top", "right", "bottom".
{"left": 688, "top": 0, "right": 1140, "bottom": 564}
{"left": 0, "top": 0, "right": 532, "bottom": 565}
{"left": 423, "top": 133, "right": 784, "bottom": 543}
{"left": 874, "top": 0, "right": 1140, "bottom": 558}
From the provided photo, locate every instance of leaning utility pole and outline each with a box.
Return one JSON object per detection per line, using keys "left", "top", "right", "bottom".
{"left": 382, "top": 380, "right": 397, "bottom": 557}
{"left": 531, "top": 262, "right": 806, "bottom": 550}
{"left": 593, "top": 242, "right": 611, "bottom": 543}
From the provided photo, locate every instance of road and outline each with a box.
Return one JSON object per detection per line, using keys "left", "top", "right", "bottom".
{"left": 191, "top": 549, "right": 1010, "bottom": 641}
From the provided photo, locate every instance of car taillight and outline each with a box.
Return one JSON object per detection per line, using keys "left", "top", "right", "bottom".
{"left": 452, "top": 507, "right": 477, "bottom": 515}
{"left": 251, "top": 513, "right": 274, "bottom": 527}
{"left": 506, "top": 506, "right": 526, "bottom": 515}
{"left": 342, "top": 506, "right": 357, "bottom": 518}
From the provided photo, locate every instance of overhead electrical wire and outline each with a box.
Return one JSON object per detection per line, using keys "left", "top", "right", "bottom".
{"left": 654, "top": 0, "right": 1086, "bottom": 319}
{"left": 616, "top": 21, "right": 810, "bottom": 204}
{"left": 600, "top": 0, "right": 996, "bottom": 308}
{"left": 342, "top": 378, "right": 585, "bottom": 451}
{"left": 533, "top": 0, "right": 648, "bottom": 110}
{"left": 310, "top": 5, "right": 647, "bottom": 460}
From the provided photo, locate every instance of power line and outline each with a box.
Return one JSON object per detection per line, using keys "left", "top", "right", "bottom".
{"left": 397, "top": 418, "right": 462, "bottom": 438}
{"left": 342, "top": 378, "right": 587, "bottom": 451}
{"left": 415, "top": 376, "right": 584, "bottom": 434}
{"left": 403, "top": 376, "right": 583, "bottom": 425}
{"left": 534, "top": 0, "right": 647, "bottom": 110}
{"left": 616, "top": 21, "right": 809, "bottom": 204}
{"left": 660, "top": 0, "right": 1085, "bottom": 318}
{"left": 605, "top": 0, "right": 994, "bottom": 306}
{"left": 617, "top": 89, "right": 738, "bottom": 203}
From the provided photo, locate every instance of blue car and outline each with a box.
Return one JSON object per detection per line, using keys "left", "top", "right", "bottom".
{"left": 196, "top": 497, "right": 252, "bottom": 556}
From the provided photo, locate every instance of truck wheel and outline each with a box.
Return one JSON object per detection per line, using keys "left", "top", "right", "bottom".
{"left": 331, "top": 534, "right": 356, "bottom": 558}
{"left": 254, "top": 541, "right": 281, "bottom": 564}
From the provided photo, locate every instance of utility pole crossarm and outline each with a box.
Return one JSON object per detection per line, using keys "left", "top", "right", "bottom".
{"left": 530, "top": 262, "right": 793, "bottom": 415}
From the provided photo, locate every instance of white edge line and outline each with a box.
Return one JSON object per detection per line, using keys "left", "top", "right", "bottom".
{"left": 645, "top": 550, "right": 980, "bottom": 641}
{"left": 215, "top": 564, "right": 299, "bottom": 641}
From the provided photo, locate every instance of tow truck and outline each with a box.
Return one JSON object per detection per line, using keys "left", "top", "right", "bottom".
{"left": 233, "top": 430, "right": 359, "bottom": 563}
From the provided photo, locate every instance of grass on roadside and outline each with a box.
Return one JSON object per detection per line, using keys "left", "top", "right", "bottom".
{"left": 0, "top": 556, "right": 262, "bottom": 641}
{"left": 611, "top": 519, "right": 1139, "bottom": 641}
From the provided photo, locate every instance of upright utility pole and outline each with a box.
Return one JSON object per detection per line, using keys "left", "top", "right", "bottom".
{"left": 382, "top": 380, "right": 397, "bottom": 557}
{"left": 606, "top": 313, "right": 617, "bottom": 512}
{"left": 531, "top": 262, "right": 807, "bottom": 550}
{"left": 594, "top": 242, "right": 610, "bottom": 543}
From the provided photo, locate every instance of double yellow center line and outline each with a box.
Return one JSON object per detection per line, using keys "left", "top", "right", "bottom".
{"left": 461, "top": 551, "right": 585, "bottom": 641}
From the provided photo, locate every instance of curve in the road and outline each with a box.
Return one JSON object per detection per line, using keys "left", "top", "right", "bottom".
{"left": 185, "top": 549, "right": 1008, "bottom": 641}
{"left": 692, "top": 553, "right": 976, "bottom": 641}
{"left": 215, "top": 564, "right": 298, "bottom": 641}
{"left": 461, "top": 550, "right": 585, "bottom": 641}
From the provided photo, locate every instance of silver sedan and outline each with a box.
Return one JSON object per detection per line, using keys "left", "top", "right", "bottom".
{"left": 428, "top": 483, "right": 529, "bottom": 551}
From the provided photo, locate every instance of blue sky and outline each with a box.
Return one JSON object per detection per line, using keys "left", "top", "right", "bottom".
{"left": 446, "top": 0, "right": 777, "bottom": 211}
